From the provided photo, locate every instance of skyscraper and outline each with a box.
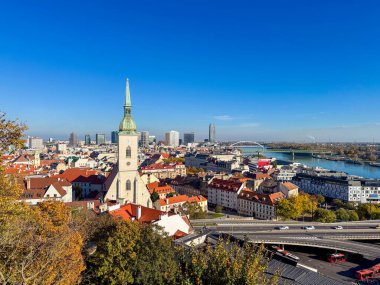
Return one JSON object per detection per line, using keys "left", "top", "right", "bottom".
{"left": 209, "top": 123, "right": 216, "bottom": 143}
{"left": 29, "top": 137, "right": 44, "bottom": 150}
{"left": 111, "top": 131, "right": 118, "bottom": 144}
{"left": 96, "top": 133, "right": 106, "bottom": 145}
{"left": 85, "top": 135, "right": 91, "bottom": 145}
{"left": 69, "top": 132, "right": 78, "bottom": 146}
{"left": 165, "top": 131, "right": 180, "bottom": 147}
{"left": 184, "top": 132, "right": 195, "bottom": 145}
{"left": 140, "top": 131, "right": 149, "bottom": 147}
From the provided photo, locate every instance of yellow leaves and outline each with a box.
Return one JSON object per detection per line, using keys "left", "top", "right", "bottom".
{"left": 0, "top": 112, "right": 28, "bottom": 157}
{"left": 278, "top": 193, "right": 318, "bottom": 220}
{"left": 0, "top": 195, "right": 85, "bottom": 284}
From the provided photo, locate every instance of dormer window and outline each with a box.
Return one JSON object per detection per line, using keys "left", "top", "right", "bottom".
{"left": 126, "top": 146, "right": 131, "bottom": 158}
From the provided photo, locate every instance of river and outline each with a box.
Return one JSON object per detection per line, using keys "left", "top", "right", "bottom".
{"left": 240, "top": 148, "right": 380, "bottom": 179}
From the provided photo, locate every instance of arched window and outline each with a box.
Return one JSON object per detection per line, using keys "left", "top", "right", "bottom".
{"left": 126, "top": 180, "right": 131, "bottom": 191}
{"left": 126, "top": 146, "right": 131, "bottom": 158}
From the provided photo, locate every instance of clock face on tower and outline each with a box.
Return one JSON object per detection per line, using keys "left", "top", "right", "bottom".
{"left": 127, "top": 162, "right": 131, "bottom": 166}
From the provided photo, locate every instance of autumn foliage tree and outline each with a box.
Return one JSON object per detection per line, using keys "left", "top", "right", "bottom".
{"left": 83, "top": 221, "right": 180, "bottom": 285}
{"left": 84, "top": 223, "right": 277, "bottom": 285}
{"left": 277, "top": 193, "right": 317, "bottom": 220}
{"left": 0, "top": 113, "right": 84, "bottom": 284}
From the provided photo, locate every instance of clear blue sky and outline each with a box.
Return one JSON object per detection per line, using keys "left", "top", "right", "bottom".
{"left": 1, "top": 0, "right": 380, "bottom": 142}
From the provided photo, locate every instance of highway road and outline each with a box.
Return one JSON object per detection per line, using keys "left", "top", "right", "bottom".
{"left": 191, "top": 219, "right": 380, "bottom": 258}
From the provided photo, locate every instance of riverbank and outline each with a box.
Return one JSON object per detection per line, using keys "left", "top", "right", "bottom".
{"left": 243, "top": 148, "right": 380, "bottom": 179}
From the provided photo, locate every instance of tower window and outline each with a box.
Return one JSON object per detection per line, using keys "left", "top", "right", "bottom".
{"left": 126, "top": 146, "right": 131, "bottom": 158}
{"left": 126, "top": 180, "right": 131, "bottom": 191}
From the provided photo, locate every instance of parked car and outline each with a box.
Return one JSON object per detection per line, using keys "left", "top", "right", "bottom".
{"left": 303, "top": 226, "right": 315, "bottom": 230}
{"left": 276, "top": 226, "right": 289, "bottom": 230}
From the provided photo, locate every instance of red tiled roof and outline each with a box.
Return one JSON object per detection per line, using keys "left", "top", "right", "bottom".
{"left": 146, "top": 182, "right": 174, "bottom": 195}
{"left": 52, "top": 168, "right": 100, "bottom": 182}
{"left": 0, "top": 155, "right": 15, "bottom": 161}
{"left": 173, "top": 229, "right": 187, "bottom": 239}
{"left": 109, "top": 203, "right": 166, "bottom": 223}
{"left": 209, "top": 178, "right": 242, "bottom": 193}
{"left": 161, "top": 153, "right": 170, "bottom": 159}
{"left": 28, "top": 177, "right": 71, "bottom": 189}
{"left": 282, "top": 182, "right": 298, "bottom": 191}
{"left": 238, "top": 190, "right": 284, "bottom": 206}
{"left": 187, "top": 195, "right": 207, "bottom": 203}
{"left": 4, "top": 164, "right": 37, "bottom": 175}
{"left": 51, "top": 182, "right": 67, "bottom": 196}
{"left": 40, "top": 159, "right": 60, "bottom": 166}
{"left": 158, "top": 194, "right": 189, "bottom": 207}
{"left": 13, "top": 155, "right": 31, "bottom": 164}
{"left": 255, "top": 173, "right": 271, "bottom": 180}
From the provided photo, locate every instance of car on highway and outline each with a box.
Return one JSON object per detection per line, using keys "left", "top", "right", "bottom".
{"left": 333, "top": 226, "right": 343, "bottom": 230}
{"left": 376, "top": 225, "right": 380, "bottom": 229}
{"left": 275, "top": 226, "right": 289, "bottom": 230}
{"left": 303, "top": 226, "right": 315, "bottom": 230}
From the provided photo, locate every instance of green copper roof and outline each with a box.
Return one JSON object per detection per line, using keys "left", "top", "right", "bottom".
{"left": 119, "top": 78, "right": 138, "bottom": 134}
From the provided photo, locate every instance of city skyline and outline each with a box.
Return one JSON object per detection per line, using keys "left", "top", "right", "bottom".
{"left": 1, "top": 1, "right": 380, "bottom": 142}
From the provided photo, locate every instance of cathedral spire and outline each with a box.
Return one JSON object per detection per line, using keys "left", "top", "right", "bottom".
{"left": 125, "top": 78, "right": 131, "bottom": 107}
{"left": 119, "top": 78, "right": 137, "bottom": 134}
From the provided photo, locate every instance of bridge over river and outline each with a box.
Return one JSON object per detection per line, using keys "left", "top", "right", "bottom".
{"left": 229, "top": 141, "right": 333, "bottom": 155}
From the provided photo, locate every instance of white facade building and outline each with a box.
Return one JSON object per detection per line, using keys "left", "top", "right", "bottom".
{"left": 293, "top": 174, "right": 380, "bottom": 203}
{"left": 165, "top": 131, "right": 180, "bottom": 147}
{"left": 29, "top": 137, "right": 44, "bottom": 150}
{"left": 207, "top": 178, "right": 244, "bottom": 211}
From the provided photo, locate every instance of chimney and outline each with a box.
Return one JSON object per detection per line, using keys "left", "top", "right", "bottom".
{"left": 166, "top": 198, "right": 169, "bottom": 205}
{"left": 137, "top": 206, "right": 142, "bottom": 220}
{"left": 87, "top": 201, "right": 95, "bottom": 210}
{"left": 26, "top": 178, "right": 31, "bottom": 189}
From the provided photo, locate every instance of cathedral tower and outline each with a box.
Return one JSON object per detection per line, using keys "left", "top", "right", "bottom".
{"left": 104, "top": 79, "right": 152, "bottom": 207}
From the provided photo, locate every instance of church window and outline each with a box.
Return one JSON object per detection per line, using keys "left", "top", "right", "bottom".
{"left": 126, "top": 146, "right": 131, "bottom": 158}
{"left": 126, "top": 180, "right": 131, "bottom": 191}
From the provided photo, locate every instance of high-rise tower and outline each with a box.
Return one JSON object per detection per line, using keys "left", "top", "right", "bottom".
{"left": 104, "top": 79, "right": 152, "bottom": 207}
{"left": 209, "top": 123, "right": 216, "bottom": 143}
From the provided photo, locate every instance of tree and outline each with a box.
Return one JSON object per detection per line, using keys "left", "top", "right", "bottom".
{"left": 348, "top": 210, "right": 359, "bottom": 221}
{"left": 335, "top": 208, "right": 350, "bottom": 221}
{"left": 271, "top": 161, "right": 278, "bottom": 169}
{"left": 0, "top": 112, "right": 27, "bottom": 156}
{"left": 332, "top": 199, "right": 344, "bottom": 208}
{"left": 215, "top": 205, "right": 223, "bottom": 213}
{"left": 0, "top": 201, "right": 85, "bottom": 285}
{"left": 0, "top": 113, "right": 84, "bottom": 284}
{"left": 183, "top": 202, "right": 208, "bottom": 219}
{"left": 84, "top": 221, "right": 180, "bottom": 285}
{"left": 357, "top": 203, "right": 380, "bottom": 220}
{"left": 344, "top": 202, "right": 356, "bottom": 210}
{"left": 316, "top": 194, "right": 325, "bottom": 205}
{"left": 177, "top": 240, "right": 277, "bottom": 285}
{"left": 298, "top": 193, "right": 317, "bottom": 218}
{"left": 277, "top": 198, "right": 299, "bottom": 220}
{"left": 314, "top": 208, "right": 336, "bottom": 223}
{"left": 150, "top": 191, "right": 159, "bottom": 202}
